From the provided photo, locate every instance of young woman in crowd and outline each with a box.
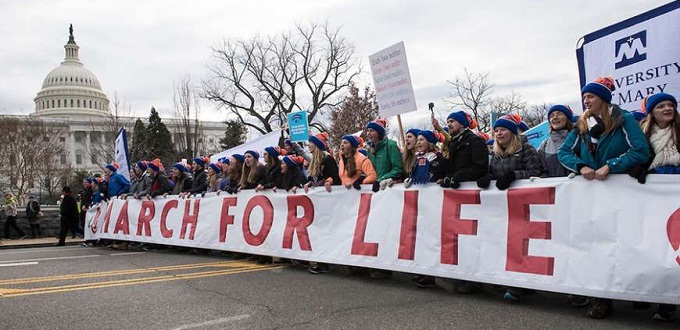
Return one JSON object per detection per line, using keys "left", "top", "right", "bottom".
{"left": 256, "top": 146, "right": 285, "bottom": 192}
{"left": 402, "top": 128, "right": 421, "bottom": 178}
{"left": 338, "top": 135, "right": 377, "bottom": 189}
{"left": 183, "top": 157, "right": 209, "bottom": 197}
{"left": 104, "top": 163, "right": 130, "bottom": 198}
{"left": 303, "top": 132, "right": 340, "bottom": 194}
{"left": 635, "top": 92, "right": 680, "bottom": 322}
{"left": 538, "top": 105, "right": 575, "bottom": 177}
{"left": 240, "top": 150, "right": 266, "bottom": 191}
{"left": 405, "top": 129, "right": 445, "bottom": 188}
{"left": 169, "top": 163, "right": 192, "bottom": 196}
{"left": 225, "top": 154, "right": 244, "bottom": 194}
{"left": 276, "top": 156, "right": 307, "bottom": 193}
{"left": 558, "top": 77, "right": 650, "bottom": 319}
{"left": 206, "top": 162, "right": 222, "bottom": 193}
{"left": 218, "top": 157, "right": 231, "bottom": 191}
{"left": 364, "top": 118, "right": 404, "bottom": 279}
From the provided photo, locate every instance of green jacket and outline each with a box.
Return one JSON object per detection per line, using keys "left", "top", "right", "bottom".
{"left": 368, "top": 138, "right": 404, "bottom": 181}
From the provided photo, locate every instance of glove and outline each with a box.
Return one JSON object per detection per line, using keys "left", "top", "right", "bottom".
{"left": 588, "top": 116, "right": 605, "bottom": 140}
{"left": 404, "top": 178, "right": 413, "bottom": 188}
{"left": 450, "top": 179, "right": 461, "bottom": 189}
{"left": 372, "top": 181, "right": 380, "bottom": 192}
{"left": 627, "top": 165, "right": 648, "bottom": 184}
{"left": 439, "top": 177, "right": 450, "bottom": 188}
{"left": 352, "top": 176, "right": 365, "bottom": 190}
{"left": 476, "top": 175, "right": 491, "bottom": 189}
{"left": 495, "top": 171, "right": 516, "bottom": 190}
{"left": 379, "top": 178, "right": 394, "bottom": 190}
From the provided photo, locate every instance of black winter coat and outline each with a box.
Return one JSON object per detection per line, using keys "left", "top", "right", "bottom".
{"left": 440, "top": 129, "right": 489, "bottom": 182}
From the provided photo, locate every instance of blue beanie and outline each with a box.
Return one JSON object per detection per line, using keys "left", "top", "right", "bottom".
{"left": 308, "top": 135, "right": 327, "bottom": 151}
{"left": 219, "top": 157, "right": 230, "bottom": 165}
{"left": 358, "top": 149, "right": 368, "bottom": 157}
{"left": 245, "top": 150, "right": 260, "bottom": 160}
{"left": 232, "top": 154, "right": 245, "bottom": 164}
{"left": 406, "top": 128, "right": 421, "bottom": 137}
{"left": 645, "top": 93, "right": 677, "bottom": 114}
{"left": 282, "top": 156, "right": 302, "bottom": 168}
{"left": 264, "top": 146, "right": 283, "bottom": 157}
{"left": 209, "top": 163, "right": 222, "bottom": 174}
{"left": 365, "top": 120, "right": 386, "bottom": 137}
{"left": 518, "top": 121, "right": 530, "bottom": 132}
{"left": 136, "top": 161, "right": 148, "bottom": 171}
{"left": 173, "top": 163, "right": 188, "bottom": 173}
{"left": 341, "top": 135, "right": 361, "bottom": 148}
{"left": 418, "top": 129, "right": 437, "bottom": 143}
{"left": 447, "top": 111, "right": 470, "bottom": 128}
{"left": 582, "top": 77, "right": 615, "bottom": 104}
{"left": 493, "top": 115, "right": 519, "bottom": 135}
{"left": 193, "top": 157, "right": 206, "bottom": 167}
{"left": 547, "top": 105, "right": 574, "bottom": 122}
{"left": 105, "top": 164, "right": 118, "bottom": 172}
{"left": 147, "top": 162, "right": 160, "bottom": 172}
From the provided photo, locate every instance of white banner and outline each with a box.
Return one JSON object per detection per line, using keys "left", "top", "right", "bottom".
{"left": 369, "top": 42, "right": 417, "bottom": 118}
{"left": 86, "top": 175, "right": 680, "bottom": 304}
{"left": 114, "top": 128, "right": 130, "bottom": 182}
{"left": 577, "top": 2, "right": 680, "bottom": 110}
{"left": 210, "top": 130, "right": 283, "bottom": 163}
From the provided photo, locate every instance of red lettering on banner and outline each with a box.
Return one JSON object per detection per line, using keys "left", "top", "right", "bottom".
{"left": 282, "top": 195, "right": 314, "bottom": 251}
{"left": 506, "top": 187, "right": 555, "bottom": 276}
{"left": 160, "top": 200, "right": 179, "bottom": 238}
{"left": 242, "top": 195, "right": 274, "bottom": 246}
{"left": 441, "top": 190, "right": 480, "bottom": 265}
{"left": 351, "top": 193, "right": 378, "bottom": 256}
{"left": 113, "top": 200, "right": 130, "bottom": 235}
{"left": 398, "top": 191, "right": 418, "bottom": 260}
{"left": 136, "top": 201, "right": 155, "bottom": 236}
{"left": 180, "top": 200, "right": 200, "bottom": 240}
{"left": 102, "top": 201, "right": 115, "bottom": 233}
{"left": 90, "top": 206, "right": 102, "bottom": 234}
{"left": 219, "top": 197, "right": 238, "bottom": 243}
{"left": 666, "top": 208, "right": 680, "bottom": 265}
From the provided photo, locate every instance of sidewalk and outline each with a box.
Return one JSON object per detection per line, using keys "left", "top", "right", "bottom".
{"left": 0, "top": 237, "right": 84, "bottom": 249}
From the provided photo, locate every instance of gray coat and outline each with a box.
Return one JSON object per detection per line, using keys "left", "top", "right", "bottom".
{"left": 489, "top": 144, "right": 543, "bottom": 180}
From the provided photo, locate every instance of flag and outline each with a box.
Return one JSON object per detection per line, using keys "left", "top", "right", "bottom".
{"left": 114, "top": 128, "right": 131, "bottom": 182}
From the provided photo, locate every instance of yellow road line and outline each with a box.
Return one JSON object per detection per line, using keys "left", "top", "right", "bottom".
{"left": 0, "top": 265, "right": 282, "bottom": 298}
{"left": 0, "top": 260, "right": 257, "bottom": 285}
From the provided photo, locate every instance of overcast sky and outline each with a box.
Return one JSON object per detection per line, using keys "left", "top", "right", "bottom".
{"left": 0, "top": 0, "right": 671, "bottom": 126}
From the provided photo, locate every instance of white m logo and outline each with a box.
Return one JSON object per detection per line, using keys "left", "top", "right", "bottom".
{"left": 614, "top": 31, "right": 647, "bottom": 69}
{"left": 616, "top": 38, "right": 646, "bottom": 62}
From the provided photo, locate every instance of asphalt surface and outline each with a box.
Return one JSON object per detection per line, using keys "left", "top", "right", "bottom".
{"left": 0, "top": 246, "right": 675, "bottom": 330}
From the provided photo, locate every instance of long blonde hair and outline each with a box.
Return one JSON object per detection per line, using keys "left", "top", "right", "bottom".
{"left": 493, "top": 134, "right": 523, "bottom": 157}
{"left": 577, "top": 103, "right": 614, "bottom": 135}
{"left": 307, "top": 147, "right": 326, "bottom": 178}
{"left": 240, "top": 161, "right": 263, "bottom": 187}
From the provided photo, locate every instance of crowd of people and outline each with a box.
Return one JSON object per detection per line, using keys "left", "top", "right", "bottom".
{"left": 38, "top": 77, "right": 680, "bottom": 321}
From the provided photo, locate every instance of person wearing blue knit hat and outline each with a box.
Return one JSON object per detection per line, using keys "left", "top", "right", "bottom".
{"left": 538, "top": 105, "right": 575, "bottom": 177}
{"left": 403, "top": 128, "right": 421, "bottom": 177}
{"left": 641, "top": 92, "right": 680, "bottom": 176}
{"left": 240, "top": 150, "right": 266, "bottom": 191}
{"left": 257, "top": 146, "right": 285, "bottom": 193}
{"left": 171, "top": 163, "right": 192, "bottom": 195}
{"left": 184, "top": 157, "right": 209, "bottom": 197}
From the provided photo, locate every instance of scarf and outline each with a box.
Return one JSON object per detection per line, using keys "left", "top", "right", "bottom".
{"left": 543, "top": 130, "right": 569, "bottom": 155}
{"left": 649, "top": 124, "right": 680, "bottom": 169}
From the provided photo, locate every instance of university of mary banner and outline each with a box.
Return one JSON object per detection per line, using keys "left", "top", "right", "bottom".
{"left": 577, "top": 1, "right": 680, "bottom": 111}
{"left": 87, "top": 175, "right": 680, "bottom": 305}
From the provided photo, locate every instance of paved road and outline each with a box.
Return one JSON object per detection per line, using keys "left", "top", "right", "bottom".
{"left": 0, "top": 246, "right": 674, "bottom": 329}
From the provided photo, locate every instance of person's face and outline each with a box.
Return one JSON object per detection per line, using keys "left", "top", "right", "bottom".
{"left": 263, "top": 151, "right": 271, "bottom": 164}
{"left": 583, "top": 92, "right": 605, "bottom": 114}
{"left": 652, "top": 100, "right": 677, "bottom": 127}
{"left": 281, "top": 161, "right": 288, "bottom": 173}
{"left": 207, "top": 167, "right": 215, "bottom": 176}
{"left": 192, "top": 163, "right": 200, "bottom": 171}
{"left": 308, "top": 143, "right": 317, "bottom": 153}
{"left": 129, "top": 170, "right": 136, "bottom": 180}
{"left": 172, "top": 167, "right": 181, "bottom": 177}
{"left": 549, "top": 111, "right": 568, "bottom": 131}
{"left": 134, "top": 165, "right": 143, "bottom": 175}
{"left": 146, "top": 167, "right": 154, "bottom": 175}
{"left": 447, "top": 118, "right": 464, "bottom": 135}
{"left": 82, "top": 180, "right": 90, "bottom": 188}
{"left": 245, "top": 153, "right": 256, "bottom": 167}
{"left": 405, "top": 133, "right": 417, "bottom": 151}
{"left": 104, "top": 168, "right": 112, "bottom": 177}
{"left": 340, "top": 139, "right": 353, "bottom": 156}
{"left": 494, "top": 127, "right": 512, "bottom": 145}
{"left": 365, "top": 128, "right": 380, "bottom": 143}
{"left": 416, "top": 135, "right": 429, "bottom": 153}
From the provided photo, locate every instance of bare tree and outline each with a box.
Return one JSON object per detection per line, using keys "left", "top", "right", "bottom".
{"left": 173, "top": 75, "right": 203, "bottom": 159}
{"left": 85, "top": 92, "right": 132, "bottom": 168}
{"left": 329, "top": 83, "right": 379, "bottom": 148}
{"left": 521, "top": 103, "right": 549, "bottom": 128}
{"left": 445, "top": 69, "right": 494, "bottom": 132}
{"left": 202, "top": 21, "right": 361, "bottom": 135}
{"left": 0, "top": 116, "right": 67, "bottom": 201}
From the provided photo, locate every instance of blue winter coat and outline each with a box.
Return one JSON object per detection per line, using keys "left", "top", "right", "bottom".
{"left": 558, "top": 106, "right": 650, "bottom": 174}
{"left": 107, "top": 172, "right": 130, "bottom": 197}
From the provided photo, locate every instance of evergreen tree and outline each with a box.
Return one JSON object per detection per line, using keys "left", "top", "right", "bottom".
{"left": 130, "top": 118, "right": 147, "bottom": 161}
{"left": 219, "top": 120, "right": 247, "bottom": 150}
{"left": 145, "top": 107, "right": 175, "bottom": 168}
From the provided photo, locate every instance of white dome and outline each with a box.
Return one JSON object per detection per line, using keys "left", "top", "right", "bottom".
{"left": 33, "top": 28, "right": 110, "bottom": 118}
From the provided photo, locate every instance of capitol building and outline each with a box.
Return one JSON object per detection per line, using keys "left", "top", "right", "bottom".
{"left": 25, "top": 27, "right": 225, "bottom": 176}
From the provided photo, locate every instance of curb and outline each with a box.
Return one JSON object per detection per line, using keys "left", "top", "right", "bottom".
{"left": 0, "top": 240, "right": 84, "bottom": 250}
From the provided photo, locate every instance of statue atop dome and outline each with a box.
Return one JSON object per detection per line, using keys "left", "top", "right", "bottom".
{"left": 68, "top": 24, "right": 75, "bottom": 44}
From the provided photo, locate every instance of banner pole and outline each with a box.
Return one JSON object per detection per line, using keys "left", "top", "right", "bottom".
{"left": 397, "top": 114, "right": 406, "bottom": 148}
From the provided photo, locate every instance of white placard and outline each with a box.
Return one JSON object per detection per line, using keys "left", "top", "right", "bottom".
{"left": 369, "top": 42, "right": 417, "bottom": 117}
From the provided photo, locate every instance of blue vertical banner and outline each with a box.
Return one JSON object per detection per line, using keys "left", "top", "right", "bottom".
{"left": 114, "top": 127, "right": 131, "bottom": 182}
{"left": 287, "top": 111, "right": 309, "bottom": 142}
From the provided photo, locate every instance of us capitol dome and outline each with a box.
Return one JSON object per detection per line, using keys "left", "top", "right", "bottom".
{"left": 33, "top": 25, "right": 109, "bottom": 117}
